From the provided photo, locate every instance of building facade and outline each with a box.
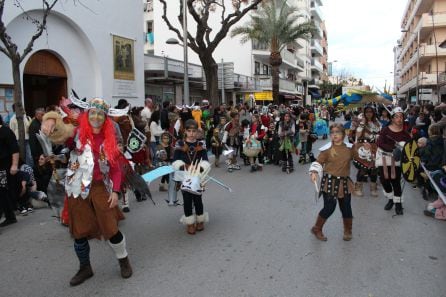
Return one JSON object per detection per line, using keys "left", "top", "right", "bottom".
{"left": 396, "top": 0, "right": 446, "bottom": 104}
{"left": 143, "top": 0, "right": 327, "bottom": 106}
{"left": 0, "top": 0, "right": 145, "bottom": 118}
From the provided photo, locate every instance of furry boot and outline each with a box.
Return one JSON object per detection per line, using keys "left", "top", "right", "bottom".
{"left": 180, "top": 215, "right": 196, "bottom": 235}
{"left": 370, "top": 182, "right": 378, "bottom": 197}
{"left": 353, "top": 182, "right": 364, "bottom": 197}
{"left": 195, "top": 213, "right": 209, "bottom": 232}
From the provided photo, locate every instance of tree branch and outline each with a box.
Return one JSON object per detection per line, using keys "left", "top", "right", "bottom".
{"left": 20, "top": 0, "right": 58, "bottom": 62}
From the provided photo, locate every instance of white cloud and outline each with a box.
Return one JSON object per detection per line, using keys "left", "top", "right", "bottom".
{"left": 323, "top": 0, "right": 408, "bottom": 90}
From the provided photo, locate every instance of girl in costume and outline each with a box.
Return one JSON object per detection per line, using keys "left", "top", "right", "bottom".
{"left": 172, "top": 120, "right": 210, "bottom": 235}
{"left": 309, "top": 123, "right": 354, "bottom": 241}
{"left": 278, "top": 112, "right": 295, "bottom": 173}
{"left": 223, "top": 111, "right": 241, "bottom": 172}
{"left": 352, "top": 105, "right": 382, "bottom": 197}
{"left": 41, "top": 98, "right": 132, "bottom": 286}
{"left": 376, "top": 107, "right": 411, "bottom": 215}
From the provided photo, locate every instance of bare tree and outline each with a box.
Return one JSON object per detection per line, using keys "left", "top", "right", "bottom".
{"left": 0, "top": 0, "right": 59, "bottom": 160}
{"left": 159, "top": 0, "right": 264, "bottom": 106}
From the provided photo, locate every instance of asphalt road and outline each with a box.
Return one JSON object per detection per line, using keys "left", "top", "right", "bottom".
{"left": 0, "top": 141, "right": 445, "bottom": 297}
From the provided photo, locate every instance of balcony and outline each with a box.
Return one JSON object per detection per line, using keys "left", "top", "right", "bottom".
{"left": 312, "top": 21, "right": 323, "bottom": 39}
{"left": 310, "top": 4, "right": 323, "bottom": 22}
{"left": 311, "top": 40, "right": 323, "bottom": 56}
{"left": 311, "top": 58, "right": 323, "bottom": 73}
{"left": 144, "top": 55, "right": 202, "bottom": 79}
{"left": 398, "top": 71, "right": 438, "bottom": 94}
{"left": 257, "top": 77, "right": 299, "bottom": 94}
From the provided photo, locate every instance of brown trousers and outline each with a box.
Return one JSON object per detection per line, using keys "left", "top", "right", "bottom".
{"left": 68, "top": 181, "right": 124, "bottom": 240}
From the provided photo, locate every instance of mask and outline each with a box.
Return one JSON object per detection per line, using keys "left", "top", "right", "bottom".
{"left": 88, "top": 109, "right": 105, "bottom": 128}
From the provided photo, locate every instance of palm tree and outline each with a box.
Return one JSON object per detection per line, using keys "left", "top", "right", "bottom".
{"left": 231, "top": 0, "right": 315, "bottom": 103}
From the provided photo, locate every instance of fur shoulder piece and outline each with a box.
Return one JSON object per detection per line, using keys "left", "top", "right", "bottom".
{"left": 43, "top": 111, "right": 75, "bottom": 145}
{"left": 319, "top": 140, "right": 353, "bottom": 151}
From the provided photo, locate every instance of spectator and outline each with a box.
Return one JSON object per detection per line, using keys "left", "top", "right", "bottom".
{"left": 0, "top": 114, "right": 19, "bottom": 227}
{"left": 160, "top": 101, "right": 170, "bottom": 130}
{"left": 28, "top": 107, "right": 45, "bottom": 164}
{"left": 9, "top": 104, "right": 33, "bottom": 166}
{"left": 141, "top": 97, "right": 153, "bottom": 123}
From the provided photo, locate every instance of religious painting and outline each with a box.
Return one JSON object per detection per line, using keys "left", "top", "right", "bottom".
{"left": 113, "top": 35, "right": 135, "bottom": 81}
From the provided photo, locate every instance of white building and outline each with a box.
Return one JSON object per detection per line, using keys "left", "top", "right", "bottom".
{"left": 143, "top": 0, "right": 325, "bottom": 106}
{"left": 0, "top": 0, "right": 145, "bottom": 117}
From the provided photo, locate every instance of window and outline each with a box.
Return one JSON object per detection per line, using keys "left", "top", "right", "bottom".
{"left": 263, "top": 64, "right": 269, "bottom": 75}
{"left": 255, "top": 61, "right": 260, "bottom": 75}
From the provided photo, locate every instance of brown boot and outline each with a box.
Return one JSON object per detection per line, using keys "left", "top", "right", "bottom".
{"left": 70, "top": 263, "right": 93, "bottom": 286}
{"left": 187, "top": 224, "right": 196, "bottom": 235}
{"left": 195, "top": 213, "right": 207, "bottom": 232}
{"left": 343, "top": 218, "right": 353, "bottom": 241}
{"left": 353, "top": 182, "right": 364, "bottom": 197}
{"left": 118, "top": 256, "right": 133, "bottom": 278}
{"left": 370, "top": 182, "right": 378, "bottom": 197}
{"left": 311, "top": 215, "right": 327, "bottom": 241}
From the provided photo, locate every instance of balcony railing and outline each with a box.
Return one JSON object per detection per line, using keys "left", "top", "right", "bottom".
{"left": 311, "top": 40, "right": 323, "bottom": 56}
{"left": 257, "top": 77, "right": 298, "bottom": 93}
{"left": 310, "top": 4, "right": 323, "bottom": 21}
{"left": 311, "top": 59, "right": 323, "bottom": 72}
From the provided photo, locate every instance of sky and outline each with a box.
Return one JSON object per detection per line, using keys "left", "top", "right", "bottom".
{"left": 323, "top": 0, "right": 408, "bottom": 91}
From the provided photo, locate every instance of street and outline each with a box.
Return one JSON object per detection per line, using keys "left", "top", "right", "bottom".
{"left": 0, "top": 145, "right": 445, "bottom": 297}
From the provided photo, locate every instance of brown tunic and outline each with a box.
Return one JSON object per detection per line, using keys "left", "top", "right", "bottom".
{"left": 317, "top": 143, "right": 354, "bottom": 198}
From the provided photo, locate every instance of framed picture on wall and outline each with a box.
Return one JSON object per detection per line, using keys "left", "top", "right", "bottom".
{"left": 113, "top": 35, "right": 135, "bottom": 81}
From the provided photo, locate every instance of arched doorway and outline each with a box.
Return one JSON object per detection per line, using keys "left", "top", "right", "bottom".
{"left": 23, "top": 50, "right": 67, "bottom": 115}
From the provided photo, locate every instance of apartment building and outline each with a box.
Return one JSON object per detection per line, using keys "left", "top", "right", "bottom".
{"left": 143, "top": 0, "right": 327, "bottom": 105}
{"left": 396, "top": 0, "right": 446, "bottom": 104}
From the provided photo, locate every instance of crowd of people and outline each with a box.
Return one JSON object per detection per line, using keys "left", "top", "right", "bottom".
{"left": 0, "top": 95, "right": 445, "bottom": 285}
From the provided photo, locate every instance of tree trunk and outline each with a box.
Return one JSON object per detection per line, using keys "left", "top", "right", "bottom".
{"left": 270, "top": 52, "right": 282, "bottom": 105}
{"left": 12, "top": 58, "right": 26, "bottom": 161}
{"left": 200, "top": 54, "right": 219, "bottom": 107}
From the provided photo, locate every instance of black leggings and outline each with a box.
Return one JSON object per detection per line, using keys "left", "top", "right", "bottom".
{"left": 356, "top": 167, "right": 378, "bottom": 182}
{"left": 319, "top": 193, "right": 353, "bottom": 219}
{"left": 182, "top": 191, "right": 203, "bottom": 217}
{"left": 379, "top": 166, "right": 402, "bottom": 197}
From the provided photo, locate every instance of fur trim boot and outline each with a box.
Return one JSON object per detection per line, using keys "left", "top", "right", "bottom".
{"left": 108, "top": 236, "right": 133, "bottom": 278}
{"left": 343, "top": 218, "right": 353, "bottom": 241}
{"left": 353, "top": 182, "right": 364, "bottom": 197}
{"left": 180, "top": 215, "right": 196, "bottom": 235}
{"left": 195, "top": 212, "right": 209, "bottom": 232}
{"left": 311, "top": 215, "right": 327, "bottom": 241}
{"left": 383, "top": 191, "right": 394, "bottom": 210}
{"left": 370, "top": 182, "right": 378, "bottom": 197}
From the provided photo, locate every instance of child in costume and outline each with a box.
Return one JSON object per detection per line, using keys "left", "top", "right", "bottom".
{"left": 210, "top": 128, "right": 223, "bottom": 167}
{"left": 172, "top": 119, "right": 211, "bottom": 235}
{"left": 156, "top": 132, "right": 172, "bottom": 191}
{"left": 309, "top": 123, "right": 354, "bottom": 241}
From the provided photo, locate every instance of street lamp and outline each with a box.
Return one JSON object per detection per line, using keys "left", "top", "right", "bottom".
{"left": 401, "top": 29, "right": 420, "bottom": 105}
{"left": 165, "top": 0, "right": 189, "bottom": 105}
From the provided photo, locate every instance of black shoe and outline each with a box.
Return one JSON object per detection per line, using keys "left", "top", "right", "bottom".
{"left": 250, "top": 165, "right": 257, "bottom": 172}
{"left": 384, "top": 199, "right": 394, "bottom": 211}
{"left": 424, "top": 210, "right": 435, "bottom": 217}
{"left": 0, "top": 218, "right": 18, "bottom": 227}
{"left": 395, "top": 203, "right": 403, "bottom": 215}
{"left": 134, "top": 191, "right": 143, "bottom": 202}
{"left": 122, "top": 207, "right": 130, "bottom": 213}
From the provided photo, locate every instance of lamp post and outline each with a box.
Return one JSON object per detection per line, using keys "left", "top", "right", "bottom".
{"left": 166, "top": 0, "right": 189, "bottom": 105}
{"left": 401, "top": 29, "right": 420, "bottom": 105}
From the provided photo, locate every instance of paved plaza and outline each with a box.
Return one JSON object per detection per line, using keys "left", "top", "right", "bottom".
{"left": 0, "top": 148, "right": 445, "bottom": 297}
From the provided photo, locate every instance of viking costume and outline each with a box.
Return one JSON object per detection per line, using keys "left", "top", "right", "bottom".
{"left": 309, "top": 138, "right": 355, "bottom": 241}
{"left": 352, "top": 106, "right": 382, "bottom": 197}
{"left": 376, "top": 107, "right": 411, "bottom": 215}
{"left": 172, "top": 123, "right": 210, "bottom": 235}
{"left": 42, "top": 98, "right": 132, "bottom": 286}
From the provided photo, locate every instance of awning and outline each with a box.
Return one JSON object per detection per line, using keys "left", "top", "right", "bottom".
{"left": 309, "top": 89, "right": 321, "bottom": 99}
{"left": 283, "top": 94, "right": 296, "bottom": 100}
{"left": 244, "top": 91, "right": 273, "bottom": 101}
